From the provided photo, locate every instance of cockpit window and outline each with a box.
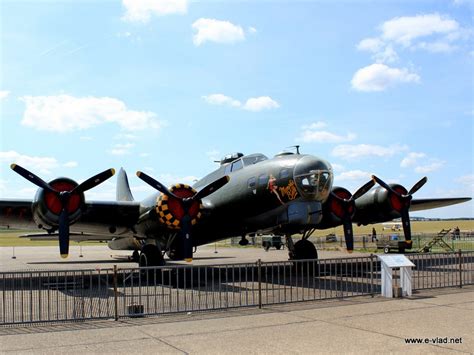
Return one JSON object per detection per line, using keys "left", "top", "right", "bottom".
{"left": 231, "top": 159, "right": 243, "bottom": 172}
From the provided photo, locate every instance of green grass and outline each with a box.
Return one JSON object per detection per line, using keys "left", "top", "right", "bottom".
{"left": 1, "top": 220, "right": 472, "bottom": 247}
{"left": 0, "top": 230, "right": 102, "bottom": 247}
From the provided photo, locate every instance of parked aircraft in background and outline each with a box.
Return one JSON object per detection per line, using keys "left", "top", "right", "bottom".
{"left": 1, "top": 149, "right": 470, "bottom": 266}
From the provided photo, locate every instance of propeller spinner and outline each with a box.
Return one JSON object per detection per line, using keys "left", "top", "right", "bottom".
{"left": 10, "top": 164, "right": 115, "bottom": 258}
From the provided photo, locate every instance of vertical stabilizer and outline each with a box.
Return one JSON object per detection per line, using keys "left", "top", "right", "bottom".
{"left": 116, "top": 168, "right": 134, "bottom": 201}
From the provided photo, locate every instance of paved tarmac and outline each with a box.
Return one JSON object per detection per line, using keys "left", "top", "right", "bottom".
{"left": 0, "top": 245, "right": 372, "bottom": 271}
{"left": 0, "top": 286, "right": 472, "bottom": 354}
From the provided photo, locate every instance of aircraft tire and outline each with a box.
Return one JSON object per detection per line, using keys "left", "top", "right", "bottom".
{"left": 140, "top": 244, "right": 165, "bottom": 267}
{"left": 292, "top": 239, "right": 318, "bottom": 260}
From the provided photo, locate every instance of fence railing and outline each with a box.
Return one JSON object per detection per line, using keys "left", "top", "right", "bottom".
{"left": 1, "top": 251, "right": 473, "bottom": 325}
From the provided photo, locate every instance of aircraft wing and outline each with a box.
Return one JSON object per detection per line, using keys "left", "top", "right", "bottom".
{"left": 0, "top": 199, "right": 141, "bottom": 233}
{"left": 410, "top": 197, "right": 472, "bottom": 212}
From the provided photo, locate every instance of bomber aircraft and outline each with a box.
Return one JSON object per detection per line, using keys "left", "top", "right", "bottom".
{"left": 0, "top": 149, "right": 471, "bottom": 266}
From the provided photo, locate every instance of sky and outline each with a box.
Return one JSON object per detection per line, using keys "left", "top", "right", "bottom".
{"left": 0, "top": 0, "right": 473, "bottom": 219}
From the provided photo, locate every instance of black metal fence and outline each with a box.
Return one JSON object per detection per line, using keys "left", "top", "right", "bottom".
{"left": 1, "top": 251, "right": 473, "bottom": 325}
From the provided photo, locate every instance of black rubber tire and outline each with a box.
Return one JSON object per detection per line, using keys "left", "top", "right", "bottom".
{"left": 140, "top": 244, "right": 164, "bottom": 267}
{"left": 292, "top": 239, "right": 318, "bottom": 260}
{"left": 275, "top": 245, "right": 282, "bottom": 250}
{"left": 166, "top": 248, "right": 184, "bottom": 261}
{"left": 384, "top": 247, "right": 390, "bottom": 254}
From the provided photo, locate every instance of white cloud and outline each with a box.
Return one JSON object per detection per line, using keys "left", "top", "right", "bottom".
{"left": 351, "top": 63, "right": 420, "bottom": 92}
{"left": 357, "top": 37, "right": 385, "bottom": 52}
{"left": 202, "top": 94, "right": 279, "bottom": 112}
{"left": 299, "top": 131, "right": 356, "bottom": 143}
{"left": 63, "top": 161, "right": 78, "bottom": 168}
{"left": 380, "top": 14, "right": 459, "bottom": 47}
{"left": 192, "top": 18, "right": 245, "bottom": 46}
{"left": 0, "top": 90, "right": 10, "bottom": 100}
{"left": 302, "top": 121, "right": 327, "bottom": 130}
{"left": 373, "top": 44, "right": 399, "bottom": 63}
{"left": 0, "top": 151, "right": 59, "bottom": 175}
{"left": 122, "top": 0, "right": 187, "bottom": 23}
{"left": 400, "top": 152, "right": 445, "bottom": 173}
{"left": 242, "top": 96, "right": 280, "bottom": 112}
{"left": 414, "top": 41, "right": 458, "bottom": 53}
{"left": 21, "top": 95, "right": 162, "bottom": 132}
{"left": 400, "top": 152, "right": 426, "bottom": 168}
{"left": 414, "top": 160, "right": 445, "bottom": 174}
{"left": 332, "top": 143, "right": 407, "bottom": 160}
{"left": 202, "top": 94, "right": 241, "bottom": 108}
{"left": 248, "top": 27, "right": 257, "bottom": 34}
{"left": 108, "top": 143, "right": 135, "bottom": 156}
{"left": 337, "top": 170, "right": 373, "bottom": 181}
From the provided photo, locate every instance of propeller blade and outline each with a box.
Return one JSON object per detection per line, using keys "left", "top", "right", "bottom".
{"left": 407, "top": 176, "right": 428, "bottom": 196}
{"left": 371, "top": 175, "right": 396, "bottom": 194}
{"left": 352, "top": 180, "right": 375, "bottom": 200}
{"left": 180, "top": 215, "right": 193, "bottom": 262}
{"left": 10, "top": 164, "right": 55, "bottom": 192}
{"left": 136, "top": 171, "right": 179, "bottom": 199}
{"left": 342, "top": 215, "right": 354, "bottom": 253}
{"left": 58, "top": 207, "right": 70, "bottom": 258}
{"left": 74, "top": 168, "right": 116, "bottom": 193}
{"left": 400, "top": 208, "right": 412, "bottom": 245}
{"left": 193, "top": 176, "right": 230, "bottom": 201}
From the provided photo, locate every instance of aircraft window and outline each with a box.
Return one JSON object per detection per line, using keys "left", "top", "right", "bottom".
{"left": 224, "top": 164, "right": 232, "bottom": 175}
{"left": 231, "top": 159, "right": 243, "bottom": 172}
{"left": 279, "top": 169, "right": 289, "bottom": 179}
{"left": 295, "top": 170, "right": 332, "bottom": 200}
{"left": 242, "top": 155, "right": 267, "bottom": 166}
{"left": 248, "top": 177, "right": 256, "bottom": 189}
{"left": 258, "top": 174, "right": 269, "bottom": 186}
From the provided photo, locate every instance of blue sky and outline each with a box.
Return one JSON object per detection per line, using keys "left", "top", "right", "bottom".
{"left": 1, "top": 0, "right": 473, "bottom": 218}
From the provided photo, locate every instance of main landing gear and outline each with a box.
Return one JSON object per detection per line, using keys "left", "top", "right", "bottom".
{"left": 138, "top": 244, "right": 165, "bottom": 267}
{"left": 285, "top": 231, "right": 318, "bottom": 260}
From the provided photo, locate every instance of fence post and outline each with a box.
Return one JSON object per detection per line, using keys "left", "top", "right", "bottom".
{"left": 458, "top": 250, "right": 462, "bottom": 289}
{"left": 257, "top": 259, "right": 262, "bottom": 309}
{"left": 370, "top": 254, "right": 374, "bottom": 297}
{"left": 113, "top": 265, "right": 118, "bottom": 321}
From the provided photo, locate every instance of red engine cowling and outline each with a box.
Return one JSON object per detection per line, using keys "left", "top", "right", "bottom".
{"left": 318, "top": 186, "right": 353, "bottom": 228}
{"left": 31, "top": 178, "right": 85, "bottom": 230}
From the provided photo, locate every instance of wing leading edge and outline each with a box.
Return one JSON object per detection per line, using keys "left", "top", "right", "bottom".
{"left": 410, "top": 197, "right": 472, "bottom": 212}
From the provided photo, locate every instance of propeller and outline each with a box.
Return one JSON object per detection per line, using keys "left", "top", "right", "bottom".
{"left": 330, "top": 180, "right": 375, "bottom": 252}
{"left": 372, "top": 175, "right": 427, "bottom": 245}
{"left": 136, "top": 172, "right": 230, "bottom": 262}
{"left": 10, "top": 164, "right": 115, "bottom": 258}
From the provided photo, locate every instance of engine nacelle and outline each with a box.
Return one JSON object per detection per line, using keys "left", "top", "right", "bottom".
{"left": 318, "top": 187, "right": 353, "bottom": 229}
{"left": 155, "top": 184, "right": 203, "bottom": 229}
{"left": 354, "top": 183, "right": 407, "bottom": 224}
{"left": 32, "top": 178, "right": 85, "bottom": 230}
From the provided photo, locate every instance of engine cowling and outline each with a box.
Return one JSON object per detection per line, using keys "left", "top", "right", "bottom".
{"left": 32, "top": 178, "right": 85, "bottom": 230}
{"left": 354, "top": 183, "right": 407, "bottom": 224}
{"left": 156, "top": 184, "right": 203, "bottom": 229}
{"left": 319, "top": 187, "right": 354, "bottom": 229}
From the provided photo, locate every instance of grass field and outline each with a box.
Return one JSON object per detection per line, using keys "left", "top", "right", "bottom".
{"left": 1, "top": 220, "right": 472, "bottom": 248}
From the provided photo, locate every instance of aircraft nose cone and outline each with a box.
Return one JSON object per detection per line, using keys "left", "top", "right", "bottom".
{"left": 293, "top": 155, "right": 333, "bottom": 201}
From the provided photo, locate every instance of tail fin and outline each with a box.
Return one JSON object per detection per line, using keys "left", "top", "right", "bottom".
{"left": 116, "top": 168, "right": 134, "bottom": 201}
